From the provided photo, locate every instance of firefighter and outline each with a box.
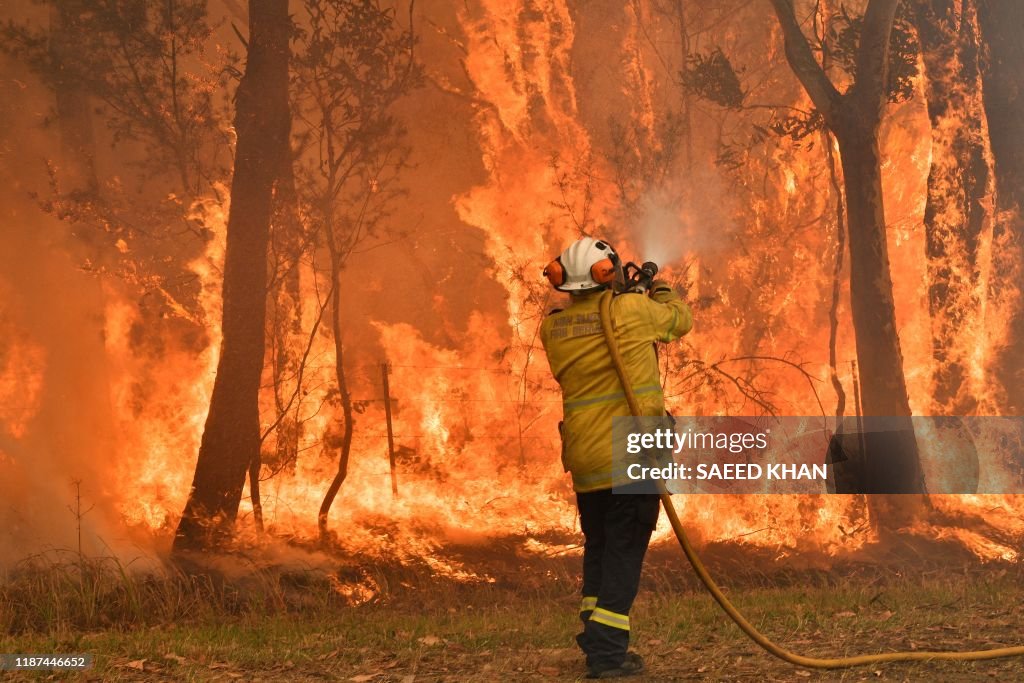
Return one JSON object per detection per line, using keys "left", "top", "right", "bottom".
{"left": 540, "top": 236, "right": 692, "bottom": 679}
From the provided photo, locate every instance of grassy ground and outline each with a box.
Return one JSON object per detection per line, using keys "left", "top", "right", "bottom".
{"left": 2, "top": 546, "right": 1024, "bottom": 682}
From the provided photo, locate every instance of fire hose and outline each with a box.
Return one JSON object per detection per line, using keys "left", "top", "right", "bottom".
{"left": 596, "top": 289, "right": 1024, "bottom": 669}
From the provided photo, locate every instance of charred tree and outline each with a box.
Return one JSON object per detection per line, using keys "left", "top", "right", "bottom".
{"left": 976, "top": 1, "right": 1024, "bottom": 414}
{"left": 913, "top": 0, "right": 990, "bottom": 415}
{"left": 174, "top": 0, "right": 290, "bottom": 552}
{"left": 769, "top": 0, "right": 925, "bottom": 523}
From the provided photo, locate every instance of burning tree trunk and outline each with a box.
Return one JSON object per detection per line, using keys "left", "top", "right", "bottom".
{"left": 913, "top": 0, "right": 990, "bottom": 415}
{"left": 769, "top": 0, "right": 925, "bottom": 522}
{"left": 174, "top": 0, "right": 290, "bottom": 552}
{"left": 976, "top": 1, "right": 1024, "bottom": 415}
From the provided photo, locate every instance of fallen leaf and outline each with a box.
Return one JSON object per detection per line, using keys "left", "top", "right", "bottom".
{"left": 350, "top": 675, "right": 377, "bottom": 682}
{"left": 164, "top": 654, "right": 186, "bottom": 664}
{"left": 417, "top": 635, "right": 444, "bottom": 646}
{"left": 318, "top": 650, "right": 340, "bottom": 661}
{"left": 401, "top": 677, "right": 415, "bottom": 683}
{"left": 648, "top": 639, "right": 664, "bottom": 646}
{"left": 878, "top": 610, "right": 894, "bottom": 621}
{"left": 125, "top": 660, "right": 145, "bottom": 671}
{"left": 795, "top": 671, "right": 811, "bottom": 677}
{"left": 835, "top": 610, "right": 856, "bottom": 618}
{"left": 537, "top": 666, "right": 560, "bottom": 676}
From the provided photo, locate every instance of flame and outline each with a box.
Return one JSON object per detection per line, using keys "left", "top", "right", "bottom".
{"left": 104, "top": 189, "right": 228, "bottom": 531}
{"left": 2, "top": 0, "right": 1024, "bottom": 570}
{"left": 0, "top": 293, "right": 46, "bottom": 442}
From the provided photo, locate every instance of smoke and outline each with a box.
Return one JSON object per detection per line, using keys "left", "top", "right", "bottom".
{"left": 1, "top": 0, "right": 1021, "bottom": 571}
{"left": 635, "top": 192, "right": 687, "bottom": 267}
{"left": 631, "top": 169, "right": 733, "bottom": 272}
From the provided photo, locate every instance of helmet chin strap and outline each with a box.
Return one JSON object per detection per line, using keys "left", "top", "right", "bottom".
{"left": 608, "top": 251, "right": 627, "bottom": 293}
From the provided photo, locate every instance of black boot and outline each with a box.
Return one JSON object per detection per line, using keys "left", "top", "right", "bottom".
{"left": 587, "top": 652, "right": 644, "bottom": 679}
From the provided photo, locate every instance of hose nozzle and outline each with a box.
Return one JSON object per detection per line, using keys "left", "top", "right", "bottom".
{"left": 622, "top": 260, "right": 659, "bottom": 293}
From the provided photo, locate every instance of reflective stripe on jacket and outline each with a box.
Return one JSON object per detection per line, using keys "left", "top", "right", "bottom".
{"left": 540, "top": 284, "right": 692, "bottom": 492}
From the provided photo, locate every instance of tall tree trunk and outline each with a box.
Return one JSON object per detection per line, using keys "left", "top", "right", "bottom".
{"left": 770, "top": 0, "right": 925, "bottom": 525}
{"left": 913, "top": 0, "right": 990, "bottom": 415}
{"left": 976, "top": 0, "right": 1024, "bottom": 414}
{"left": 832, "top": 122, "right": 907, "bottom": 411}
{"left": 834, "top": 117, "right": 925, "bottom": 503}
{"left": 173, "top": 0, "right": 290, "bottom": 552}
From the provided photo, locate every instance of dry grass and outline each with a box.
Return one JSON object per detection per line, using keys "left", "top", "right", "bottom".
{"left": 2, "top": 546, "right": 1024, "bottom": 681}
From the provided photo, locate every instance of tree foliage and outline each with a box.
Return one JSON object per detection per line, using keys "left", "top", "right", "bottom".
{"left": 680, "top": 48, "right": 745, "bottom": 110}
{"left": 827, "top": 4, "right": 919, "bottom": 103}
{"left": 681, "top": 4, "right": 919, "bottom": 148}
{"left": 3, "top": 0, "right": 232, "bottom": 196}
{"left": 291, "top": 0, "right": 419, "bottom": 250}
{"left": 288, "top": 0, "right": 420, "bottom": 539}
{"left": 2, "top": 0, "right": 235, "bottom": 322}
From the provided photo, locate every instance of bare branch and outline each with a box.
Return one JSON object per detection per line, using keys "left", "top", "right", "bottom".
{"left": 231, "top": 22, "right": 249, "bottom": 51}
{"left": 260, "top": 278, "right": 335, "bottom": 446}
{"left": 767, "top": 0, "right": 841, "bottom": 122}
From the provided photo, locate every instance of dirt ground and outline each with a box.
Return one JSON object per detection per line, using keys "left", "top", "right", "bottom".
{"left": 3, "top": 539, "right": 1024, "bottom": 682}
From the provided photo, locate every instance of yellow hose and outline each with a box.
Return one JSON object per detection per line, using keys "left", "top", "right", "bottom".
{"left": 597, "top": 289, "right": 1024, "bottom": 669}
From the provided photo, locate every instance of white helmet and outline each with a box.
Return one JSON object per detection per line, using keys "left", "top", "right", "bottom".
{"left": 543, "top": 236, "right": 619, "bottom": 292}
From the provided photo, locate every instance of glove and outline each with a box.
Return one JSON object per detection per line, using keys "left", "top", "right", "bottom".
{"left": 648, "top": 279, "right": 681, "bottom": 303}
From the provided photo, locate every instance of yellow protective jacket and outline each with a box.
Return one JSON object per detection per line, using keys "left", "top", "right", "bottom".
{"left": 540, "top": 283, "right": 692, "bottom": 492}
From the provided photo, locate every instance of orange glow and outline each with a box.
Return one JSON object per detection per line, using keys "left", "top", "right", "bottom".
{"left": 1, "top": 0, "right": 1022, "bottom": 570}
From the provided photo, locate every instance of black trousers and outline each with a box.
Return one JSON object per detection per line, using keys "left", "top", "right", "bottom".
{"left": 575, "top": 489, "right": 660, "bottom": 669}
